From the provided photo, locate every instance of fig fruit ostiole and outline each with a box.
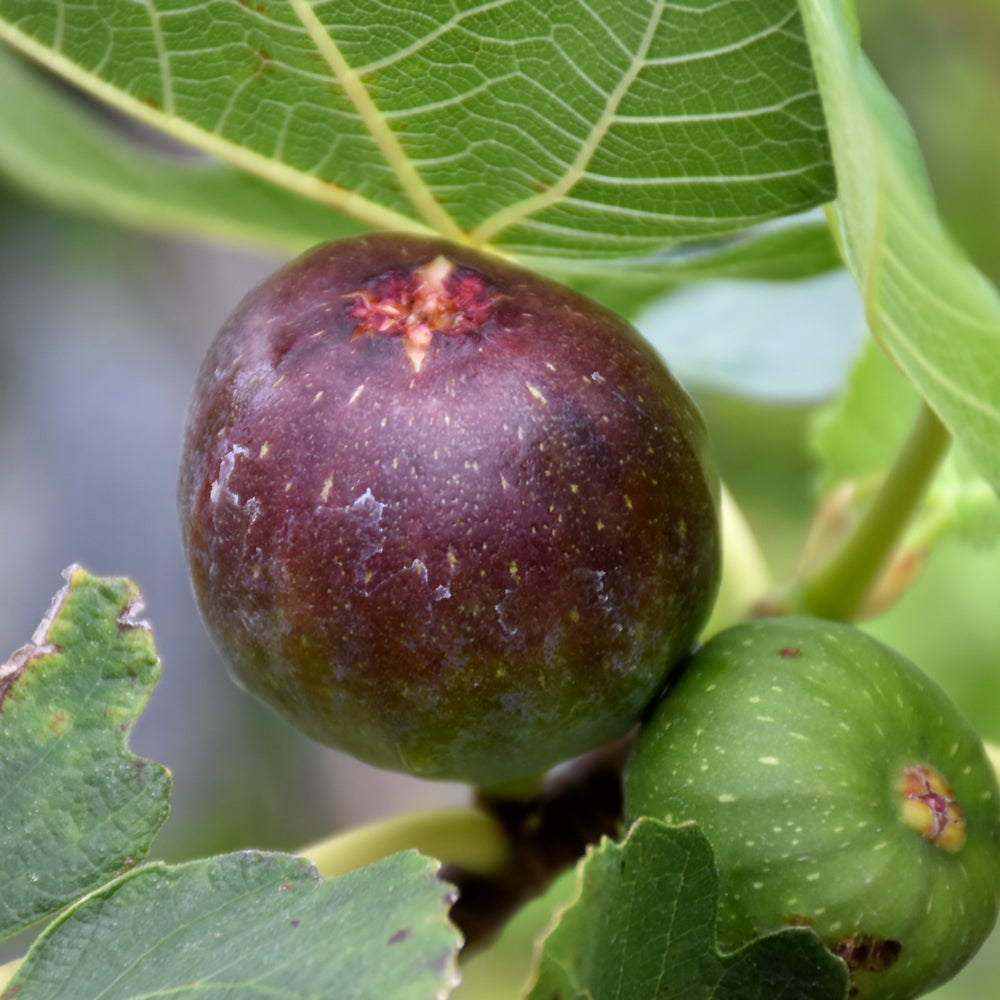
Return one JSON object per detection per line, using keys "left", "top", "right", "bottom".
{"left": 624, "top": 617, "right": 1000, "bottom": 1000}
{"left": 178, "top": 233, "right": 720, "bottom": 787}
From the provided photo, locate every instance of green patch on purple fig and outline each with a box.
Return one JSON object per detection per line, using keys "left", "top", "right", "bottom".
{"left": 623, "top": 617, "right": 1000, "bottom": 1000}
{"left": 178, "top": 233, "right": 720, "bottom": 786}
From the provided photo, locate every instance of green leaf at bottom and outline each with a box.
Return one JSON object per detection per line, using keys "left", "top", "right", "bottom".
{"left": 6, "top": 850, "right": 461, "bottom": 1000}
{"left": 0, "top": 566, "right": 170, "bottom": 942}
{"left": 528, "top": 820, "right": 848, "bottom": 1000}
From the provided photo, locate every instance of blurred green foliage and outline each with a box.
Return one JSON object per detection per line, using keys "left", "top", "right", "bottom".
{"left": 860, "top": 0, "right": 1000, "bottom": 286}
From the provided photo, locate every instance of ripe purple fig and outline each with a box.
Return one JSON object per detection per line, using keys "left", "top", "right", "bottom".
{"left": 178, "top": 234, "right": 720, "bottom": 785}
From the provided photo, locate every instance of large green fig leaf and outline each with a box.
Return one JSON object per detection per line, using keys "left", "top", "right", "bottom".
{"left": 0, "top": 566, "right": 170, "bottom": 942}
{"left": 526, "top": 819, "right": 849, "bottom": 1000}
{"left": 4, "top": 850, "right": 461, "bottom": 999}
{"left": 798, "top": 0, "right": 1000, "bottom": 493}
{"left": 0, "top": 1, "right": 834, "bottom": 261}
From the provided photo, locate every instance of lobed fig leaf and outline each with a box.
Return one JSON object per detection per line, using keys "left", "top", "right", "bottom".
{"left": 178, "top": 233, "right": 720, "bottom": 786}
{"left": 527, "top": 819, "right": 849, "bottom": 1000}
{"left": 0, "top": 566, "right": 169, "bottom": 942}
{"left": 624, "top": 617, "right": 1000, "bottom": 1000}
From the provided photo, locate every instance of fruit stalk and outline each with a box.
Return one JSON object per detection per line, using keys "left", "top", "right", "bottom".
{"left": 300, "top": 806, "right": 510, "bottom": 878}
{"left": 0, "top": 958, "right": 21, "bottom": 991}
{"left": 800, "top": 401, "right": 950, "bottom": 621}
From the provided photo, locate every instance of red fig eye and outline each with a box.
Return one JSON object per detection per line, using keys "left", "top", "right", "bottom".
{"left": 348, "top": 256, "right": 497, "bottom": 370}
{"left": 178, "top": 233, "right": 720, "bottom": 787}
{"left": 897, "top": 764, "right": 967, "bottom": 852}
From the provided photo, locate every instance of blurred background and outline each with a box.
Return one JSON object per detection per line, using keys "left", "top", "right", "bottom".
{"left": 1, "top": 1, "right": 998, "bottom": 996}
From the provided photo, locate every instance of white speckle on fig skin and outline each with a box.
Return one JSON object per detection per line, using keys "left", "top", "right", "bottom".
{"left": 179, "top": 233, "right": 720, "bottom": 785}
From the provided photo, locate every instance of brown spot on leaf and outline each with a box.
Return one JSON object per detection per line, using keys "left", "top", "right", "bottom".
{"left": 779, "top": 646, "right": 801, "bottom": 658}
{"left": 252, "top": 48, "right": 273, "bottom": 80}
{"left": 290, "top": 919, "right": 300, "bottom": 928}
{"left": 117, "top": 594, "right": 149, "bottom": 633}
{"left": 387, "top": 927, "right": 412, "bottom": 945}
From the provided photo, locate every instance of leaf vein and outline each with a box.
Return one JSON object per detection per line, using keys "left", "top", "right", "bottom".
{"left": 645, "top": 5, "right": 800, "bottom": 67}
{"left": 354, "top": 0, "right": 519, "bottom": 77}
{"left": 879, "top": 313, "right": 1000, "bottom": 422}
{"left": 286, "top": 0, "right": 462, "bottom": 238}
{"left": 614, "top": 90, "right": 823, "bottom": 125}
{"left": 144, "top": 0, "right": 174, "bottom": 115}
{"left": 470, "top": 0, "right": 670, "bottom": 243}
{"left": 575, "top": 161, "right": 832, "bottom": 188}
{"left": 880, "top": 245, "right": 1000, "bottom": 335}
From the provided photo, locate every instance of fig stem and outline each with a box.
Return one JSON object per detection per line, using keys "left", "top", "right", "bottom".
{"left": 799, "top": 401, "right": 951, "bottom": 621}
{"left": 0, "top": 957, "right": 21, "bottom": 990}
{"left": 477, "top": 772, "right": 548, "bottom": 803}
{"left": 700, "top": 484, "right": 777, "bottom": 639}
{"left": 299, "top": 806, "right": 511, "bottom": 879}
{"left": 286, "top": 0, "right": 466, "bottom": 241}
{"left": 985, "top": 741, "right": 1000, "bottom": 786}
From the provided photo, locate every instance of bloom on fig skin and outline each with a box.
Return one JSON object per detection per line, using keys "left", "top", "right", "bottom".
{"left": 178, "top": 233, "right": 720, "bottom": 786}
{"left": 624, "top": 617, "right": 1000, "bottom": 1000}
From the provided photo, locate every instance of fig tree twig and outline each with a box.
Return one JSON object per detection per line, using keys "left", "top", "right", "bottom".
{"left": 799, "top": 402, "right": 951, "bottom": 622}
{"left": 445, "top": 734, "right": 631, "bottom": 950}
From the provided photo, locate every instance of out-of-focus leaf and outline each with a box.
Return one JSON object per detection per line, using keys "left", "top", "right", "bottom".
{"left": 0, "top": 2, "right": 834, "bottom": 260}
{"left": 813, "top": 338, "right": 918, "bottom": 490}
{"left": 638, "top": 268, "right": 865, "bottom": 402}
{"left": 0, "top": 46, "right": 362, "bottom": 251}
{"left": 526, "top": 819, "right": 848, "bottom": 1000}
{"left": 550, "top": 217, "right": 843, "bottom": 319}
{"left": 6, "top": 850, "right": 461, "bottom": 999}
{"left": 813, "top": 340, "right": 1000, "bottom": 548}
{"left": 0, "top": 566, "right": 170, "bottom": 942}
{"left": 799, "top": 0, "right": 1000, "bottom": 492}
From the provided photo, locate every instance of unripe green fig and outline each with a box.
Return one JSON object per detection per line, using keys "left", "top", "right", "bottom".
{"left": 624, "top": 617, "right": 1000, "bottom": 999}
{"left": 178, "top": 233, "right": 720, "bottom": 786}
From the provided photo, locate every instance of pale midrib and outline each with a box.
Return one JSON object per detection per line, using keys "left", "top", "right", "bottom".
{"left": 287, "top": 0, "right": 464, "bottom": 241}
{"left": 469, "top": 0, "right": 667, "bottom": 246}
{"left": 145, "top": 0, "right": 174, "bottom": 115}
{"left": 0, "top": 21, "right": 434, "bottom": 238}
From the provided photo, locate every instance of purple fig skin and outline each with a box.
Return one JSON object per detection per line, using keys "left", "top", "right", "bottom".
{"left": 178, "top": 233, "right": 720, "bottom": 785}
